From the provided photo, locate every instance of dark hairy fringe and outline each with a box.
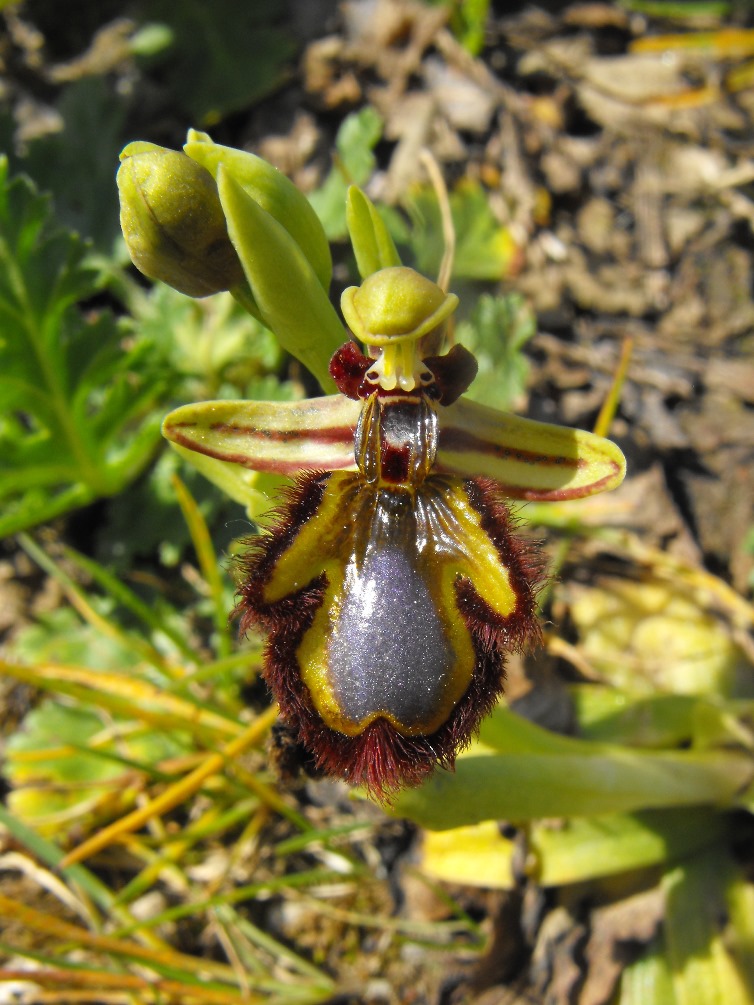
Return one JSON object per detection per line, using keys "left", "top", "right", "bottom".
{"left": 235, "top": 473, "right": 547, "bottom": 801}
{"left": 233, "top": 471, "right": 330, "bottom": 631}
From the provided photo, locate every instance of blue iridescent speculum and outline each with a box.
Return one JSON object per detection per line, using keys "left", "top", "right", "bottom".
{"left": 133, "top": 141, "right": 626, "bottom": 798}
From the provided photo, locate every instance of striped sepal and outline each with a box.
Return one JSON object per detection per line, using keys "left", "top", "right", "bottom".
{"left": 162, "top": 396, "right": 361, "bottom": 476}
{"left": 437, "top": 398, "right": 626, "bottom": 501}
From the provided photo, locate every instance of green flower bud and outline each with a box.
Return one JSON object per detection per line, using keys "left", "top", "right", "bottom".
{"left": 345, "top": 185, "right": 401, "bottom": 280}
{"left": 341, "top": 266, "right": 459, "bottom": 347}
{"left": 184, "top": 130, "right": 332, "bottom": 292}
{"left": 118, "top": 141, "right": 245, "bottom": 297}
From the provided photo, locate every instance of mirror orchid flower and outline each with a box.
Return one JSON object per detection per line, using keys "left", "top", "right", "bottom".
{"left": 161, "top": 268, "right": 625, "bottom": 799}
{"left": 119, "top": 133, "right": 626, "bottom": 799}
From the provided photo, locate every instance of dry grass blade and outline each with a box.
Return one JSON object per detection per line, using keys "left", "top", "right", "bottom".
{"left": 170, "top": 472, "right": 233, "bottom": 658}
{"left": 593, "top": 336, "right": 634, "bottom": 438}
{"left": 0, "top": 893, "right": 243, "bottom": 986}
{"left": 0, "top": 967, "right": 261, "bottom": 1005}
{"left": 61, "top": 705, "right": 278, "bottom": 867}
{"left": 419, "top": 148, "right": 455, "bottom": 294}
{"left": 0, "top": 659, "right": 243, "bottom": 740}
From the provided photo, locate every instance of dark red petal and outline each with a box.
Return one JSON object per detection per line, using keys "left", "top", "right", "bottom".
{"left": 329, "top": 341, "right": 373, "bottom": 400}
{"left": 423, "top": 344, "right": 479, "bottom": 405}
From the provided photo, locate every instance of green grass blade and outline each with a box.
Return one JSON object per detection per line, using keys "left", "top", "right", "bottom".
{"left": 62, "top": 544, "right": 199, "bottom": 662}
{"left": 170, "top": 472, "right": 233, "bottom": 658}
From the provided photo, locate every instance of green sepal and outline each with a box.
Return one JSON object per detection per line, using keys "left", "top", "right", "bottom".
{"left": 120, "top": 140, "right": 163, "bottom": 157}
{"left": 217, "top": 168, "right": 344, "bottom": 391}
{"left": 437, "top": 397, "right": 626, "bottom": 500}
{"left": 168, "top": 443, "right": 271, "bottom": 516}
{"left": 346, "top": 186, "right": 402, "bottom": 279}
{"left": 341, "top": 267, "right": 458, "bottom": 346}
{"left": 185, "top": 129, "right": 332, "bottom": 293}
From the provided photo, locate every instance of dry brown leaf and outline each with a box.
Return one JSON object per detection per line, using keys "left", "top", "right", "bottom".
{"left": 579, "top": 888, "right": 664, "bottom": 1005}
{"left": 530, "top": 906, "right": 587, "bottom": 1005}
{"left": 423, "top": 56, "right": 496, "bottom": 134}
{"left": 48, "top": 18, "right": 134, "bottom": 82}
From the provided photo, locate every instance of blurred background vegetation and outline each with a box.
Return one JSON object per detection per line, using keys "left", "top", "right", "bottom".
{"left": 1, "top": 1, "right": 754, "bottom": 1003}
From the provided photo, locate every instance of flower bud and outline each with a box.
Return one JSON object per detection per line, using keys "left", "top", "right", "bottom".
{"left": 118, "top": 141, "right": 245, "bottom": 297}
{"left": 184, "top": 130, "right": 332, "bottom": 293}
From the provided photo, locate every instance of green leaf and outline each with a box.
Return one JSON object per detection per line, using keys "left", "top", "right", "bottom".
{"left": 744, "top": 525, "right": 754, "bottom": 589}
{"left": 451, "top": 0, "right": 490, "bottom": 55}
{"left": 456, "top": 292, "right": 534, "bottom": 410}
{"left": 567, "top": 576, "right": 749, "bottom": 698}
{"left": 9, "top": 607, "right": 140, "bottom": 671}
{"left": 664, "top": 847, "right": 754, "bottom": 1005}
{"left": 97, "top": 447, "right": 250, "bottom": 570}
{"left": 128, "top": 285, "right": 290, "bottom": 401}
{"left": 144, "top": 0, "right": 295, "bottom": 124}
{"left": 423, "top": 0, "right": 491, "bottom": 54}
{"left": 421, "top": 808, "right": 728, "bottom": 889}
{"left": 17, "top": 77, "right": 127, "bottom": 251}
{"left": 7, "top": 702, "right": 127, "bottom": 784}
{"left": 619, "top": 936, "right": 677, "bottom": 1005}
{"left": 390, "top": 707, "right": 753, "bottom": 829}
{"left": 309, "top": 108, "right": 384, "bottom": 240}
{"left": 571, "top": 686, "right": 700, "bottom": 747}
{"left": 405, "top": 178, "right": 521, "bottom": 281}
{"left": 0, "top": 159, "right": 168, "bottom": 537}
{"left": 618, "top": 0, "right": 731, "bottom": 22}
{"left": 725, "top": 857, "right": 754, "bottom": 991}
{"left": 4, "top": 698, "right": 185, "bottom": 834}
{"left": 529, "top": 808, "right": 727, "bottom": 886}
